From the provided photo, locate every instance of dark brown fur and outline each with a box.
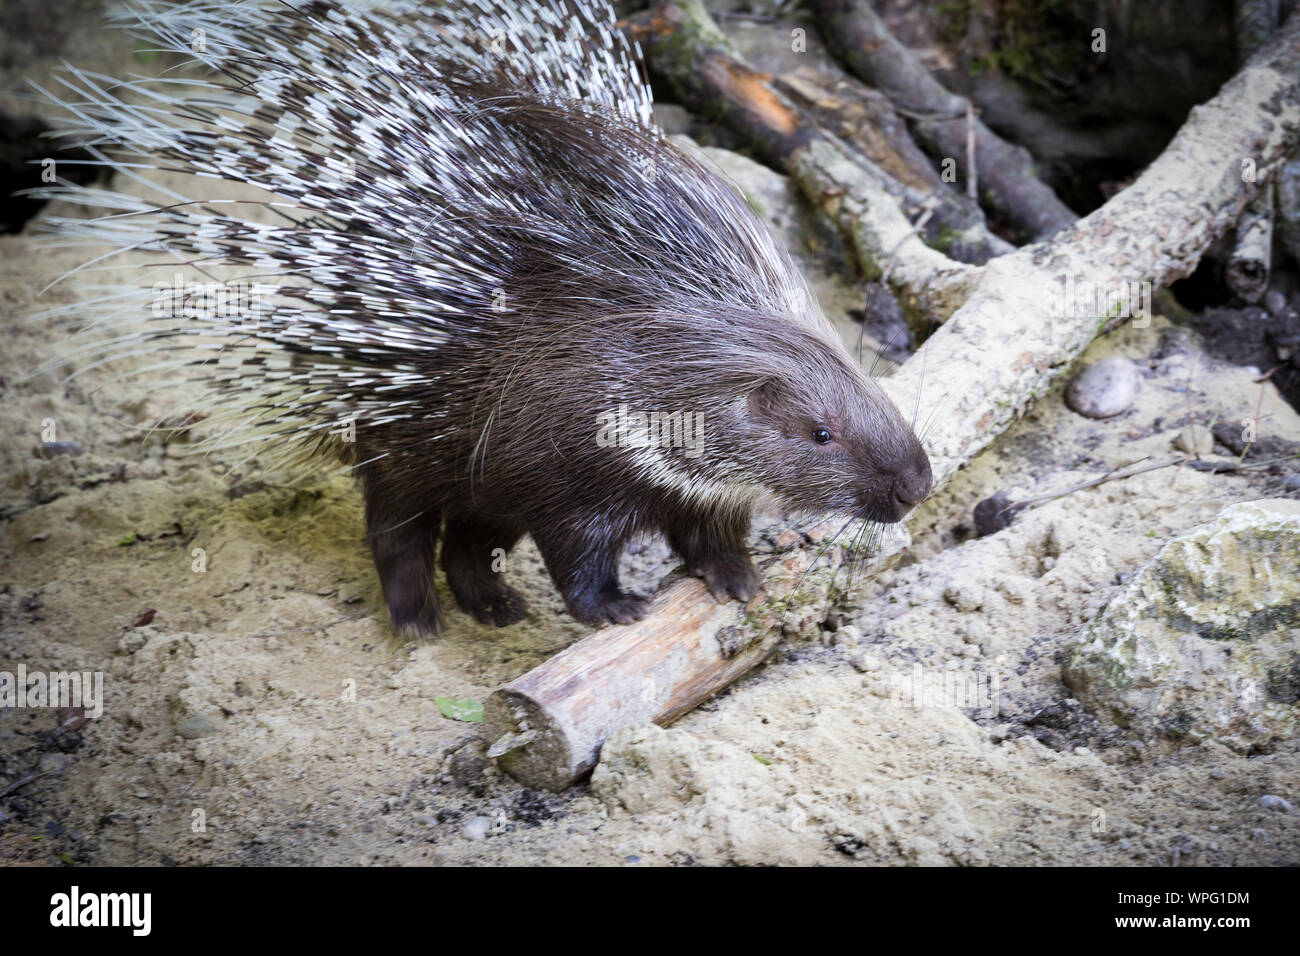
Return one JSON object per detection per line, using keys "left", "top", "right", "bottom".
{"left": 352, "top": 80, "right": 933, "bottom": 634}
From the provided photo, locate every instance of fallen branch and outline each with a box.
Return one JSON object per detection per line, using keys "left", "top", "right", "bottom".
{"left": 485, "top": 8, "right": 1300, "bottom": 791}
{"left": 484, "top": 525, "right": 907, "bottom": 789}
{"left": 884, "top": 9, "right": 1300, "bottom": 489}
{"left": 771, "top": 72, "right": 1015, "bottom": 266}
{"left": 805, "top": 0, "right": 1077, "bottom": 241}
{"left": 1226, "top": 0, "right": 1280, "bottom": 300}
{"left": 623, "top": 1, "right": 990, "bottom": 326}
{"left": 1279, "top": 149, "right": 1300, "bottom": 268}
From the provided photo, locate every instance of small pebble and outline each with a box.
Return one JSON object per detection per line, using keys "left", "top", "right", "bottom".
{"left": 1258, "top": 794, "right": 1294, "bottom": 813}
{"left": 943, "top": 583, "right": 985, "bottom": 613}
{"left": 850, "top": 653, "right": 879, "bottom": 673}
{"left": 38, "top": 753, "right": 72, "bottom": 774}
{"left": 1066, "top": 357, "right": 1140, "bottom": 419}
{"left": 462, "top": 816, "right": 492, "bottom": 841}
{"left": 832, "top": 624, "right": 861, "bottom": 648}
{"left": 175, "top": 714, "right": 220, "bottom": 739}
{"left": 35, "top": 441, "right": 84, "bottom": 459}
{"left": 1173, "top": 426, "right": 1213, "bottom": 456}
{"left": 1283, "top": 474, "right": 1300, "bottom": 492}
{"left": 974, "top": 491, "right": 1022, "bottom": 537}
{"left": 1264, "top": 288, "right": 1288, "bottom": 316}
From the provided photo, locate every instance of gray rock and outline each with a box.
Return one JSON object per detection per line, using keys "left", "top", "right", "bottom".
{"left": 1173, "top": 426, "right": 1213, "bottom": 456}
{"left": 1064, "top": 499, "right": 1300, "bottom": 753}
{"left": 1264, "top": 288, "right": 1288, "bottom": 316}
{"left": 175, "top": 714, "right": 220, "bottom": 739}
{"left": 1259, "top": 794, "right": 1294, "bottom": 812}
{"left": 462, "top": 816, "right": 491, "bottom": 841}
{"left": 36, "top": 441, "right": 84, "bottom": 458}
{"left": 1066, "top": 357, "right": 1141, "bottom": 418}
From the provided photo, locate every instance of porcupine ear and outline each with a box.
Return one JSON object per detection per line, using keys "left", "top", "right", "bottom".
{"left": 745, "top": 380, "right": 788, "bottom": 426}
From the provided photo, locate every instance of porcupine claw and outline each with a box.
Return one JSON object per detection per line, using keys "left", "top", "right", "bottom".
{"left": 691, "top": 556, "right": 761, "bottom": 605}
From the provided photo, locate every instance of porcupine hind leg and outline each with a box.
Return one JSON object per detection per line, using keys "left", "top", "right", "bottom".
{"left": 666, "top": 507, "right": 761, "bottom": 604}
{"left": 365, "top": 500, "right": 443, "bottom": 638}
{"left": 441, "top": 511, "right": 528, "bottom": 627}
{"left": 531, "top": 514, "right": 647, "bottom": 627}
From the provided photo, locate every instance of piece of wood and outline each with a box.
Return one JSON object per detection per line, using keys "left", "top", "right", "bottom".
{"left": 805, "top": 0, "right": 1077, "bottom": 241}
{"left": 622, "top": 0, "right": 1001, "bottom": 323}
{"left": 1227, "top": 188, "right": 1276, "bottom": 302}
{"left": 484, "top": 526, "right": 906, "bottom": 790}
{"left": 486, "top": 7, "right": 1300, "bottom": 792}
{"left": 1226, "top": 0, "right": 1281, "bottom": 301}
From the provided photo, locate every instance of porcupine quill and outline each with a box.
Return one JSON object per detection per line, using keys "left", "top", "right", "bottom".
{"left": 32, "top": 0, "right": 932, "bottom": 635}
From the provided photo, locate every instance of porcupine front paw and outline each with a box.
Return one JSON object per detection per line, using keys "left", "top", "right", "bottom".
{"left": 567, "top": 586, "right": 649, "bottom": 627}
{"left": 688, "top": 553, "right": 761, "bottom": 604}
{"left": 667, "top": 518, "right": 761, "bottom": 604}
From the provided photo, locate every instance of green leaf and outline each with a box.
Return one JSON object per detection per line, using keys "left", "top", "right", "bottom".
{"left": 752, "top": 754, "right": 773, "bottom": 766}
{"left": 435, "top": 696, "right": 483, "bottom": 723}
{"left": 117, "top": 534, "right": 137, "bottom": 547}
{"left": 57, "top": 853, "right": 75, "bottom": 865}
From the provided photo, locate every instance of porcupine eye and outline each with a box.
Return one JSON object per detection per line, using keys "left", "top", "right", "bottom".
{"left": 812, "top": 427, "right": 832, "bottom": 444}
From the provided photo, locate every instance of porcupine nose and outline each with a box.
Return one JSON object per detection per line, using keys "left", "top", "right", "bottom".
{"left": 891, "top": 448, "right": 933, "bottom": 512}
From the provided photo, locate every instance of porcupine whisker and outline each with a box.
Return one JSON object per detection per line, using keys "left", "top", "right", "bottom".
{"left": 864, "top": 320, "right": 908, "bottom": 379}
{"left": 917, "top": 388, "right": 953, "bottom": 447}
{"left": 788, "top": 504, "right": 873, "bottom": 603}
{"left": 912, "top": 331, "right": 930, "bottom": 432}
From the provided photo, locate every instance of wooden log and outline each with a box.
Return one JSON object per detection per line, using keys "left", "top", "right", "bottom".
{"left": 1226, "top": 0, "right": 1280, "bottom": 301}
{"left": 805, "top": 0, "right": 1077, "bottom": 242}
{"left": 1227, "top": 188, "right": 1275, "bottom": 302}
{"left": 1278, "top": 149, "right": 1300, "bottom": 268}
{"left": 622, "top": 0, "right": 1002, "bottom": 319}
{"left": 485, "top": 7, "right": 1300, "bottom": 792}
{"left": 484, "top": 526, "right": 906, "bottom": 790}
{"left": 772, "top": 71, "right": 1014, "bottom": 265}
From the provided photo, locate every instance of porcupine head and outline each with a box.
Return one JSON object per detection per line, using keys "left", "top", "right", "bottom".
{"left": 35, "top": 0, "right": 932, "bottom": 636}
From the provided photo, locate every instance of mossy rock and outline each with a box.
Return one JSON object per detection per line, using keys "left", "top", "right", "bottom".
{"left": 1064, "top": 500, "right": 1300, "bottom": 753}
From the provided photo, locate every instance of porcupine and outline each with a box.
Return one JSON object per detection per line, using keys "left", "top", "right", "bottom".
{"left": 36, "top": 0, "right": 933, "bottom": 635}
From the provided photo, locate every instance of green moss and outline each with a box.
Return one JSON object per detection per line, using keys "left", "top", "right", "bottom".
{"left": 937, "top": 1, "right": 973, "bottom": 43}
{"left": 968, "top": 0, "right": 1092, "bottom": 90}
{"left": 930, "top": 225, "right": 963, "bottom": 252}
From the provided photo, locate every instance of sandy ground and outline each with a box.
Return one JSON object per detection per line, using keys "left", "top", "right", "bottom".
{"left": 2, "top": 13, "right": 1298, "bottom": 868}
